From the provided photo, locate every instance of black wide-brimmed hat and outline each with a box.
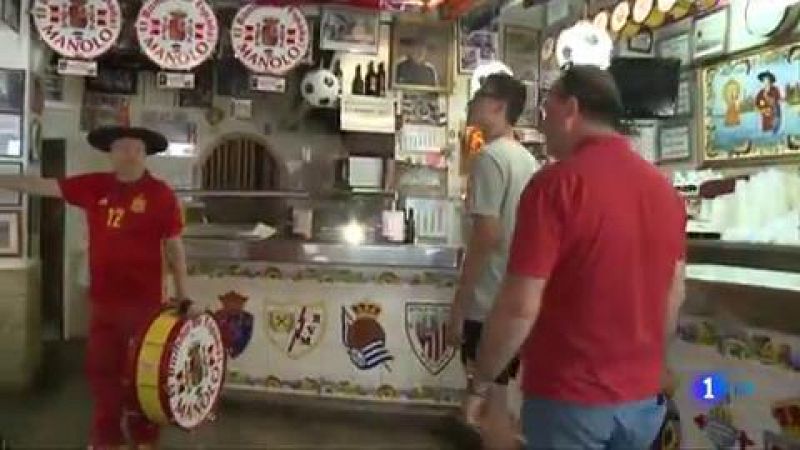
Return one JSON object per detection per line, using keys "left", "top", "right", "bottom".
{"left": 758, "top": 71, "right": 776, "bottom": 83}
{"left": 87, "top": 126, "right": 168, "bottom": 155}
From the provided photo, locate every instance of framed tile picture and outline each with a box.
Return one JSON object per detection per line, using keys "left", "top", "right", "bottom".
{"left": 0, "top": 211, "right": 21, "bottom": 257}
{"left": 0, "top": 161, "right": 22, "bottom": 205}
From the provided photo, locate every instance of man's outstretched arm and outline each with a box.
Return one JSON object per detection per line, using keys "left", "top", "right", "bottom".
{"left": 0, "top": 175, "right": 61, "bottom": 198}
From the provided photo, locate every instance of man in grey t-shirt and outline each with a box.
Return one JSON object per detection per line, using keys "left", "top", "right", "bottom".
{"left": 448, "top": 74, "right": 539, "bottom": 433}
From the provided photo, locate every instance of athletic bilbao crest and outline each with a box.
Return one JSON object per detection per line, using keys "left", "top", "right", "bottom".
{"left": 264, "top": 302, "right": 325, "bottom": 359}
{"left": 405, "top": 303, "right": 455, "bottom": 375}
{"left": 341, "top": 301, "right": 393, "bottom": 370}
{"left": 213, "top": 291, "right": 253, "bottom": 358}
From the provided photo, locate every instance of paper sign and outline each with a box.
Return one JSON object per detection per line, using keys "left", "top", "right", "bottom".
{"left": 157, "top": 72, "right": 195, "bottom": 90}
{"left": 340, "top": 95, "right": 396, "bottom": 133}
{"left": 57, "top": 59, "right": 98, "bottom": 77}
{"left": 400, "top": 124, "right": 447, "bottom": 153}
{"left": 250, "top": 75, "right": 286, "bottom": 93}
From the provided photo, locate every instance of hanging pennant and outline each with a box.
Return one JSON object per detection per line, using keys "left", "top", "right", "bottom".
{"left": 231, "top": 5, "right": 310, "bottom": 76}
{"left": 136, "top": 0, "right": 219, "bottom": 76}
{"left": 31, "top": 0, "right": 122, "bottom": 77}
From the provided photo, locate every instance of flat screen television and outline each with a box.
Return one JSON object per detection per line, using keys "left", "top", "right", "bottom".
{"left": 608, "top": 57, "right": 681, "bottom": 119}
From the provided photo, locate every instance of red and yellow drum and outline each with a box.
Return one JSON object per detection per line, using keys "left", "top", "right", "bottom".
{"left": 130, "top": 308, "right": 226, "bottom": 430}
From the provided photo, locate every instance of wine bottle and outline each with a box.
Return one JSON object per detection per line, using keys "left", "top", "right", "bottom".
{"left": 404, "top": 208, "right": 416, "bottom": 244}
{"left": 352, "top": 64, "right": 365, "bottom": 95}
{"left": 377, "top": 62, "right": 386, "bottom": 97}
{"left": 365, "top": 61, "right": 378, "bottom": 96}
{"left": 332, "top": 60, "right": 343, "bottom": 95}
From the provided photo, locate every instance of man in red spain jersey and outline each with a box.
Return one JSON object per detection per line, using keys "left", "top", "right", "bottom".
{"left": 470, "top": 65, "right": 687, "bottom": 449}
{"left": 0, "top": 126, "right": 191, "bottom": 450}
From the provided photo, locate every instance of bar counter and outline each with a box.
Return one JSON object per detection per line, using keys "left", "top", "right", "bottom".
{"left": 182, "top": 233, "right": 465, "bottom": 407}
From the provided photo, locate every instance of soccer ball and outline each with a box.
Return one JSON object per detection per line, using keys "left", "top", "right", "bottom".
{"left": 301, "top": 69, "right": 340, "bottom": 109}
{"left": 555, "top": 21, "right": 613, "bottom": 70}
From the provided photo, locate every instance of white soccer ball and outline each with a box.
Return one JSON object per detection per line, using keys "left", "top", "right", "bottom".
{"left": 556, "top": 20, "right": 613, "bottom": 70}
{"left": 301, "top": 69, "right": 340, "bottom": 109}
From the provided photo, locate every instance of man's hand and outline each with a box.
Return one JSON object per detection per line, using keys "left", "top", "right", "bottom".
{"left": 166, "top": 297, "right": 203, "bottom": 318}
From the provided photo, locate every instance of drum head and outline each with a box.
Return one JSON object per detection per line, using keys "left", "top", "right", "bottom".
{"left": 161, "top": 313, "right": 226, "bottom": 429}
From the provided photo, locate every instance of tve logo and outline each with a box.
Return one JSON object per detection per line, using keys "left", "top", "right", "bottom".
{"left": 691, "top": 372, "right": 755, "bottom": 406}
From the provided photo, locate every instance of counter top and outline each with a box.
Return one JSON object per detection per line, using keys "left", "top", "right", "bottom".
{"left": 184, "top": 237, "right": 462, "bottom": 270}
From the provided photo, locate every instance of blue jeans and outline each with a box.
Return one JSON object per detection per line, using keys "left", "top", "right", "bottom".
{"left": 522, "top": 395, "right": 666, "bottom": 450}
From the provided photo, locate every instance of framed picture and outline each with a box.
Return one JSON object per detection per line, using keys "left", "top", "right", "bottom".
{"left": 178, "top": 64, "right": 213, "bottom": 108}
{"left": 658, "top": 121, "right": 693, "bottom": 162}
{"left": 657, "top": 31, "right": 691, "bottom": 67}
{"left": 627, "top": 29, "right": 654, "bottom": 54}
{"left": 85, "top": 67, "right": 138, "bottom": 95}
{"left": 400, "top": 92, "right": 447, "bottom": 126}
{"left": 693, "top": 7, "right": 729, "bottom": 60}
{"left": 0, "top": 162, "right": 21, "bottom": 205}
{"left": 701, "top": 43, "right": 800, "bottom": 166}
{"left": 80, "top": 93, "right": 130, "bottom": 132}
{"left": 391, "top": 20, "right": 454, "bottom": 92}
{"left": 458, "top": 19, "right": 499, "bottom": 74}
{"left": 502, "top": 26, "right": 538, "bottom": 83}
{"left": 320, "top": 8, "right": 380, "bottom": 54}
{"left": 0, "top": 211, "right": 21, "bottom": 257}
{"left": 0, "top": 69, "right": 24, "bottom": 113}
{"left": 2, "top": 0, "right": 20, "bottom": 33}
{"left": 0, "top": 113, "right": 21, "bottom": 157}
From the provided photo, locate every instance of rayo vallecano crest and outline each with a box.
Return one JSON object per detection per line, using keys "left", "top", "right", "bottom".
{"left": 405, "top": 302, "right": 455, "bottom": 375}
{"left": 264, "top": 302, "right": 325, "bottom": 359}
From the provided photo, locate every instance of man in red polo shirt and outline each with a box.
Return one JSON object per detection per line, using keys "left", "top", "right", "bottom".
{"left": 0, "top": 126, "right": 191, "bottom": 450}
{"left": 470, "top": 65, "right": 687, "bottom": 449}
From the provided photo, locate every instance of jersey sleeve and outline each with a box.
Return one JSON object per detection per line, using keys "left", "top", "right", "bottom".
{"left": 161, "top": 189, "right": 183, "bottom": 239}
{"left": 467, "top": 152, "right": 505, "bottom": 218}
{"left": 57, "top": 174, "right": 103, "bottom": 209}
{"left": 507, "top": 169, "right": 572, "bottom": 279}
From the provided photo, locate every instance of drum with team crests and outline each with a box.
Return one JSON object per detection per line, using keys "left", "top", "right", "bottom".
{"left": 130, "top": 308, "right": 226, "bottom": 430}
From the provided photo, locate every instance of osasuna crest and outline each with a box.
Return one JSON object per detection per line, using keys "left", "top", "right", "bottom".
{"left": 213, "top": 291, "right": 253, "bottom": 359}
{"left": 342, "top": 301, "right": 393, "bottom": 371}
{"left": 264, "top": 302, "right": 325, "bottom": 359}
{"left": 32, "top": 0, "right": 122, "bottom": 60}
{"left": 405, "top": 303, "right": 455, "bottom": 375}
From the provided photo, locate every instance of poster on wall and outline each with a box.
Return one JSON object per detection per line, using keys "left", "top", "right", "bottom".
{"left": 392, "top": 20, "right": 454, "bottom": 92}
{"left": 458, "top": 20, "right": 498, "bottom": 74}
{"left": 320, "top": 8, "right": 379, "bottom": 54}
{"left": 693, "top": 7, "right": 729, "bottom": 60}
{"left": 80, "top": 93, "right": 130, "bottom": 132}
{"left": 701, "top": 43, "right": 800, "bottom": 165}
{"left": 502, "top": 26, "right": 538, "bottom": 83}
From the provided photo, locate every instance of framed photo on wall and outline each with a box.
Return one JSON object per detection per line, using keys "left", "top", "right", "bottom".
{"left": 657, "top": 31, "right": 691, "bottom": 67}
{"left": 502, "top": 26, "right": 538, "bottom": 82}
{"left": 693, "top": 7, "right": 729, "bottom": 60}
{"left": 391, "top": 20, "right": 454, "bottom": 92}
{"left": 458, "top": 19, "right": 498, "bottom": 74}
{"left": 658, "top": 120, "right": 693, "bottom": 162}
{"left": 0, "top": 161, "right": 22, "bottom": 205}
{"left": 0, "top": 69, "right": 24, "bottom": 113}
{"left": 0, "top": 211, "right": 21, "bottom": 257}
{"left": 85, "top": 67, "right": 138, "bottom": 95}
{"left": 701, "top": 43, "right": 800, "bottom": 165}
{"left": 320, "top": 8, "right": 380, "bottom": 54}
{"left": 0, "top": 113, "right": 21, "bottom": 157}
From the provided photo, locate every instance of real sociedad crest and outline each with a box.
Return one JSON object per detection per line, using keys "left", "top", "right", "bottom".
{"left": 213, "top": 291, "right": 253, "bottom": 359}
{"left": 405, "top": 303, "right": 455, "bottom": 375}
{"left": 341, "top": 301, "right": 393, "bottom": 370}
{"left": 264, "top": 302, "right": 325, "bottom": 359}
